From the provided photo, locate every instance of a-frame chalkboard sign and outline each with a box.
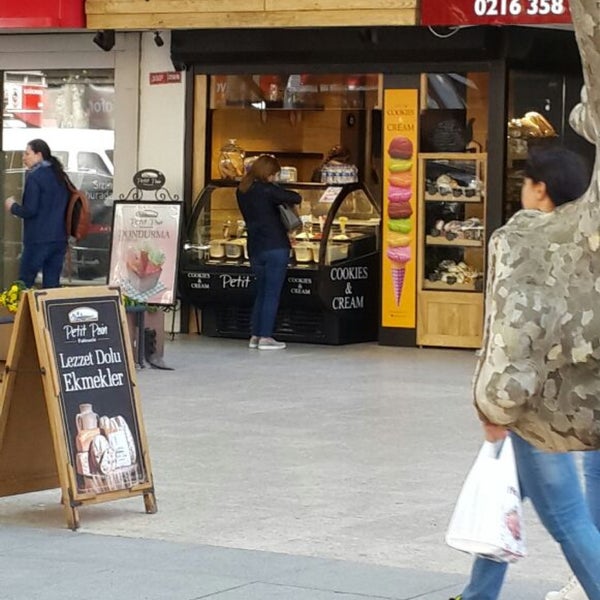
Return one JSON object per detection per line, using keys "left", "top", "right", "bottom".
{"left": 0, "top": 285, "right": 156, "bottom": 529}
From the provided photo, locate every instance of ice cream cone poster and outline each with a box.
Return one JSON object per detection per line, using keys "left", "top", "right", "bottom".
{"left": 381, "top": 89, "right": 418, "bottom": 328}
{"left": 108, "top": 201, "right": 182, "bottom": 305}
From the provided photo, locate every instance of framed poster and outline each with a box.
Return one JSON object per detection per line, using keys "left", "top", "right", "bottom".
{"left": 108, "top": 201, "right": 182, "bottom": 305}
{"left": 381, "top": 88, "right": 419, "bottom": 330}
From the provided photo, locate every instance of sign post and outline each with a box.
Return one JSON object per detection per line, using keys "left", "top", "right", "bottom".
{"left": 0, "top": 286, "right": 156, "bottom": 529}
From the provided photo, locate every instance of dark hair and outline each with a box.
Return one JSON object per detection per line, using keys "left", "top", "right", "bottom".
{"left": 524, "top": 146, "right": 590, "bottom": 206}
{"left": 27, "top": 138, "right": 67, "bottom": 185}
{"left": 324, "top": 144, "right": 351, "bottom": 164}
{"left": 238, "top": 154, "right": 281, "bottom": 193}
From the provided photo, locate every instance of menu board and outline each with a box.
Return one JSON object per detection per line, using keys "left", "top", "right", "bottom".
{"left": 0, "top": 286, "right": 155, "bottom": 529}
{"left": 42, "top": 293, "right": 148, "bottom": 496}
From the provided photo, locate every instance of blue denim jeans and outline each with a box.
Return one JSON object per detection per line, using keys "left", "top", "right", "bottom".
{"left": 250, "top": 247, "right": 289, "bottom": 338}
{"left": 584, "top": 450, "right": 600, "bottom": 529}
{"left": 19, "top": 241, "right": 67, "bottom": 288}
{"left": 461, "top": 434, "right": 600, "bottom": 600}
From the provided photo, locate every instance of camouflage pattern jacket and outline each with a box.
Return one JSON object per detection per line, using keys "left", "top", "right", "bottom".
{"left": 473, "top": 0, "right": 600, "bottom": 451}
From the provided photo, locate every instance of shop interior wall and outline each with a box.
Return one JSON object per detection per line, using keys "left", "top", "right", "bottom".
{"left": 209, "top": 107, "right": 357, "bottom": 238}
{"left": 210, "top": 108, "right": 345, "bottom": 180}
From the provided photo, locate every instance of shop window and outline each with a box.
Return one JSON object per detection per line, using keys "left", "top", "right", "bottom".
{"left": 421, "top": 72, "right": 489, "bottom": 154}
{"left": 1, "top": 69, "right": 115, "bottom": 287}
{"left": 209, "top": 74, "right": 379, "bottom": 111}
{"left": 77, "top": 151, "right": 111, "bottom": 175}
{"left": 504, "top": 70, "right": 590, "bottom": 222}
{"left": 206, "top": 73, "right": 380, "bottom": 186}
{"left": 416, "top": 72, "right": 490, "bottom": 348}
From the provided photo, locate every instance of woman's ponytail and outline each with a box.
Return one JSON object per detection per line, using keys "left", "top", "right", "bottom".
{"left": 28, "top": 138, "right": 67, "bottom": 185}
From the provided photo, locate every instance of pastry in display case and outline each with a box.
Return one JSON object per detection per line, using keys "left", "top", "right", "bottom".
{"left": 179, "top": 181, "right": 381, "bottom": 344}
{"left": 505, "top": 111, "right": 557, "bottom": 221}
{"left": 417, "top": 153, "right": 487, "bottom": 348}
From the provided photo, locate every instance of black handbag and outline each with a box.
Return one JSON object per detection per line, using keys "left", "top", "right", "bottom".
{"left": 278, "top": 203, "right": 302, "bottom": 231}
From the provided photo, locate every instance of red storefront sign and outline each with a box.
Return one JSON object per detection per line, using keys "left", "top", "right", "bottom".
{"left": 149, "top": 72, "right": 183, "bottom": 85}
{"left": 0, "top": 0, "right": 85, "bottom": 28}
{"left": 420, "top": 0, "right": 571, "bottom": 26}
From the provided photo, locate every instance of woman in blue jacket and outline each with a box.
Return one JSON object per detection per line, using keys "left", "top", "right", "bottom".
{"left": 4, "top": 139, "right": 69, "bottom": 288}
{"left": 237, "top": 155, "right": 301, "bottom": 350}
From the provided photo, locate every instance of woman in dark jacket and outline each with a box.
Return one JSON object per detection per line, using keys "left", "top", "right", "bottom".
{"left": 237, "top": 155, "right": 301, "bottom": 350}
{"left": 4, "top": 138, "right": 69, "bottom": 288}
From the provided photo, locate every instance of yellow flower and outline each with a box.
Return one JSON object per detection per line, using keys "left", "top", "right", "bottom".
{"left": 0, "top": 280, "right": 27, "bottom": 313}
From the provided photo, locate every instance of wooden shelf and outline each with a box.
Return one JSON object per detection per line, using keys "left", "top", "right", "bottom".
{"left": 425, "top": 235, "right": 483, "bottom": 248}
{"left": 246, "top": 150, "right": 324, "bottom": 160}
{"left": 508, "top": 152, "right": 527, "bottom": 161}
{"left": 417, "top": 151, "right": 487, "bottom": 348}
{"left": 423, "top": 280, "right": 481, "bottom": 292}
{"left": 425, "top": 193, "right": 483, "bottom": 203}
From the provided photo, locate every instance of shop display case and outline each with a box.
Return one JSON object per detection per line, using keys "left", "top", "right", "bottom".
{"left": 503, "top": 70, "right": 591, "bottom": 223}
{"left": 179, "top": 181, "right": 381, "bottom": 344}
{"left": 416, "top": 153, "right": 487, "bottom": 348}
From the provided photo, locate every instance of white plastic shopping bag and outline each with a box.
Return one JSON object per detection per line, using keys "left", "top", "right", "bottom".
{"left": 445, "top": 436, "right": 526, "bottom": 563}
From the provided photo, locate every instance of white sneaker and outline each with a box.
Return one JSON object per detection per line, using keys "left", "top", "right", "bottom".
{"left": 258, "top": 337, "right": 286, "bottom": 350}
{"left": 248, "top": 336, "right": 259, "bottom": 349}
{"left": 545, "top": 576, "right": 588, "bottom": 600}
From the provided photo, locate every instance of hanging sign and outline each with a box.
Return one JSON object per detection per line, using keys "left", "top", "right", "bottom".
{"left": 420, "top": 0, "right": 571, "bottom": 26}
{"left": 381, "top": 89, "right": 419, "bottom": 331}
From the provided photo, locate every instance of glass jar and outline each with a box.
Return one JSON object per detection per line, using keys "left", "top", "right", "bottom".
{"left": 218, "top": 139, "right": 245, "bottom": 180}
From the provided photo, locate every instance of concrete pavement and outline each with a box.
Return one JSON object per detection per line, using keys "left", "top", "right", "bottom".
{"left": 0, "top": 337, "right": 571, "bottom": 599}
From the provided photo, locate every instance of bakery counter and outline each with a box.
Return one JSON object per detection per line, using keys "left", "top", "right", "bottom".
{"left": 179, "top": 181, "right": 381, "bottom": 344}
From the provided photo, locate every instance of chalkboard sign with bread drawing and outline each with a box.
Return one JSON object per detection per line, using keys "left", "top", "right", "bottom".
{"left": 0, "top": 285, "right": 156, "bottom": 529}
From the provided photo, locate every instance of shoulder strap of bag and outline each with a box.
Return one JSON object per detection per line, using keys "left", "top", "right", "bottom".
{"left": 63, "top": 173, "right": 77, "bottom": 281}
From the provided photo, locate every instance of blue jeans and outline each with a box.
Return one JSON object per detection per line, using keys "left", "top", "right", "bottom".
{"left": 461, "top": 434, "right": 600, "bottom": 600}
{"left": 19, "top": 241, "right": 67, "bottom": 288}
{"left": 584, "top": 450, "right": 600, "bottom": 529}
{"left": 250, "top": 247, "right": 289, "bottom": 338}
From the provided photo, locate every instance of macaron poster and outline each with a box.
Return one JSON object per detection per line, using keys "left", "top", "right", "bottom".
{"left": 381, "top": 89, "right": 419, "bottom": 329}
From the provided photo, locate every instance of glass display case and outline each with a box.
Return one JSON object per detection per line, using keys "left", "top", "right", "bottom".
{"left": 416, "top": 153, "right": 486, "bottom": 348}
{"left": 179, "top": 182, "right": 381, "bottom": 344}
{"left": 504, "top": 70, "right": 592, "bottom": 223}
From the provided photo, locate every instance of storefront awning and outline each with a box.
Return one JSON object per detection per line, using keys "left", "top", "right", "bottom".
{"left": 171, "top": 26, "right": 580, "bottom": 74}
